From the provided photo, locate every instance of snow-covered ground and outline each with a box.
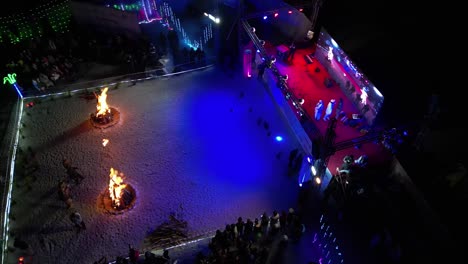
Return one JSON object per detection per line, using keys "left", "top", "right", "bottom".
{"left": 8, "top": 67, "right": 303, "bottom": 263}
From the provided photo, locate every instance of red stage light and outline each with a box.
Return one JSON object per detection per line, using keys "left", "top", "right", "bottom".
{"left": 288, "top": 10, "right": 292, "bottom": 14}
{"left": 274, "top": 13, "right": 278, "bottom": 17}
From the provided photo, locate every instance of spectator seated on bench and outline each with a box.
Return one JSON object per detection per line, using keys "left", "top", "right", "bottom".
{"left": 338, "top": 111, "right": 349, "bottom": 125}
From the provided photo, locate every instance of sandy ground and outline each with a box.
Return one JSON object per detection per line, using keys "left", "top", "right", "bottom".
{"left": 8, "top": 67, "right": 303, "bottom": 263}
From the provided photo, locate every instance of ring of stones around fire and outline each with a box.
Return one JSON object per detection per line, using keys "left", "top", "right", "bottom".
{"left": 101, "top": 184, "right": 137, "bottom": 215}
{"left": 90, "top": 107, "right": 120, "bottom": 129}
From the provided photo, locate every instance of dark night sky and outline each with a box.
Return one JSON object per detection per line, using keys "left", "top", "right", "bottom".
{"left": 1, "top": 0, "right": 49, "bottom": 16}
{"left": 321, "top": 0, "right": 444, "bottom": 124}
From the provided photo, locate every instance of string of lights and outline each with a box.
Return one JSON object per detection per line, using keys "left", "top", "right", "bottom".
{"left": 0, "top": 0, "right": 71, "bottom": 44}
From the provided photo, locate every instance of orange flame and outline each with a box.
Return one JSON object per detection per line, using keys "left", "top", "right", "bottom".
{"left": 102, "top": 139, "right": 109, "bottom": 147}
{"left": 109, "top": 168, "right": 127, "bottom": 208}
{"left": 96, "top": 87, "right": 111, "bottom": 117}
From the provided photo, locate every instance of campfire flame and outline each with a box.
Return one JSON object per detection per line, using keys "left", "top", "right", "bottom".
{"left": 109, "top": 167, "right": 127, "bottom": 208}
{"left": 96, "top": 87, "right": 111, "bottom": 117}
{"left": 102, "top": 139, "right": 109, "bottom": 147}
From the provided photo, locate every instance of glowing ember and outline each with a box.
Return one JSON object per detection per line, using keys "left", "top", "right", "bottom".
{"left": 96, "top": 87, "right": 111, "bottom": 117}
{"left": 102, "top": 139, "right": 109, "bottom": 147}
{"left": 109, "top": 168, "right": 127, "bottom": 208}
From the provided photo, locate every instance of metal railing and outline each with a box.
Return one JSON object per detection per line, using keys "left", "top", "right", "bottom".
{"left": 22, "top": 57, "right": 217, "bottom": 99}
{"left": 241, "top": 19, "right": 317, "bottom": 146}
{"left": 240, "top": 19, "right": 335, "bottom": 190}
{"left": 0, "top": 96, "right": 23, "bottom": 264}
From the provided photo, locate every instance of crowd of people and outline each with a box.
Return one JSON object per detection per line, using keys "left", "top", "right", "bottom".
{"left": 101, "top": 208, "right": 304, "bottom": 264}
{"left": 1, "top": 26, "right": 211, "bottom": 95}
{"left": 1, "top": 24, "right": 154, "bottom": 95}
{"left": 108, "top": 245, "right": 172, "bottom": 264}
{"left": 194, "top": 208, "right": 304, "bottom": 264}
{"left": 3, "top": 35, "right": 81, "bottom": 94}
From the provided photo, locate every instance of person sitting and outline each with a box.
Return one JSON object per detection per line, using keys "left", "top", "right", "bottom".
{"left": 337, "top": 155, "right": 355, "bottom": 175}
{"left": 39, "top": 73, "right": 54, "bottom": 88}
{"left": 32, "top": 78, "right": 45, "bottom": 92}
{"left": 63, "top": 159, "right": 84, "bottom": 184}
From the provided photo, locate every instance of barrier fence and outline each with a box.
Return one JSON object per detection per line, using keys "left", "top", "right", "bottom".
{"left": 240, "top": 19, "right": 334, "bottom": 190}
{"left": 22, "top": 57, "right": 217, "bottom": 99}
{"left": 0, "top": 96, "right": 23, "bottom": 264}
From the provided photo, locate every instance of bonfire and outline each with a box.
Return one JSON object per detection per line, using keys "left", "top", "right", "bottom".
{"left": 96, "top": 87, "right": 111, "bottom": 117}
{"left": 90, "top": 87, "right": 120, "bottom": 128}
{"left": 109, "top": 168, "right": 127, "bottom": 208}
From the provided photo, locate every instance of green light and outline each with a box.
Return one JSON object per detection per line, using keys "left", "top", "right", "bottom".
{"left": 3, "top": 73, "right": 17, "bottom": 85}
{"left": 0, "top": 0, "right": 71, "bottom": 43}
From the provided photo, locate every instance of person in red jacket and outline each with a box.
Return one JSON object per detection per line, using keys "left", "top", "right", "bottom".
{"left": 128, "top": 245, "right": 139, "bottom": 264}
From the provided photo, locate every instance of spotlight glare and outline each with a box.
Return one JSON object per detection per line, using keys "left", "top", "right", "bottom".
{"left": 331, "top": 38, "right": 338, "bottom": 48}
{"left": 205, "top": 12, "right": 220, "bottom": 23}
{"left": 314, "top": 177, "right": 321, "bottom": 185}
{"left": 373, "top": 86, "right": 383, "bottom": 97}
{"left": 274, "top": 13, "right": 279, "bottom": 17}
{"left": 299, "top": 8, "right": 303, "bottom": 12}
{"left": 311, "top": 165, "right": 317, "bottom": 176}
{"left": 263, "top": 15, "right": 267, "bottom": 20}
{"left": 275, "top": 136, "right": 283, "bottom": 142}
{"left": 288, "top": 10, "right": 292, "bottom": 14}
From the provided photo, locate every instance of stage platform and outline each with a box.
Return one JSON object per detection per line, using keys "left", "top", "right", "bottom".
{"left": 258, "top": 41, "right": 393, "bottom": 174}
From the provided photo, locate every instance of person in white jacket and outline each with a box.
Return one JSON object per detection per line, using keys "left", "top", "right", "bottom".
{"left": 323, "top": 99, "right": 336, "bottom": 121}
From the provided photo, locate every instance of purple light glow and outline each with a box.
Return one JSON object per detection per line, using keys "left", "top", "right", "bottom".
{"left": 141, "top": 0, "right": 149, "bottom": 21}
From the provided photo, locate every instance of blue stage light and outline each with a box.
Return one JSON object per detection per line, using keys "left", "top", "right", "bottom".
{"left": 275, "top": 136, "right": 283, "bottom": 142}
{"left": 263, "top": 15, "right": 267, "bottom": 20}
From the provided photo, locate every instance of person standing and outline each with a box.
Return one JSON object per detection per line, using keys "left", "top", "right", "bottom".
{"left": 288, "top": 148, "right": 299, "bottom": 168}
{"left": 287, "top": 42, "right": 296, "bottom": 62}
{"left": 335, "top": 98, "right": 344, "bottom": 119}
{"left": 128, "top": 245, "right": 140, "bottom": 264}
{"left": 323, "top": 99, "right": 336, "bottom": 121}
{"left": 314, "top": 100, "right": 324, "bottom": 121}
{"left": 257, "top": 62, "right": 266, "bottom": 79}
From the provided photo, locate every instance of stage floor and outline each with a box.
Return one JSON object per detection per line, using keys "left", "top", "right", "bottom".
{"left": 261, "top": 42, "right": 393, "bottom": 173}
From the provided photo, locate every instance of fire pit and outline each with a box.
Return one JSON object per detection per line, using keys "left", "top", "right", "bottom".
{"left": 102, "top": 168, "right": 136, "bottom": 214}
{"left": 90, "top": 87, "right": 120, "bottom": 128}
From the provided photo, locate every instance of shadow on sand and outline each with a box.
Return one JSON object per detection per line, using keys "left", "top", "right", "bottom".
{"left": 36, "top": 120, "right": 94, "bottom": 153}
